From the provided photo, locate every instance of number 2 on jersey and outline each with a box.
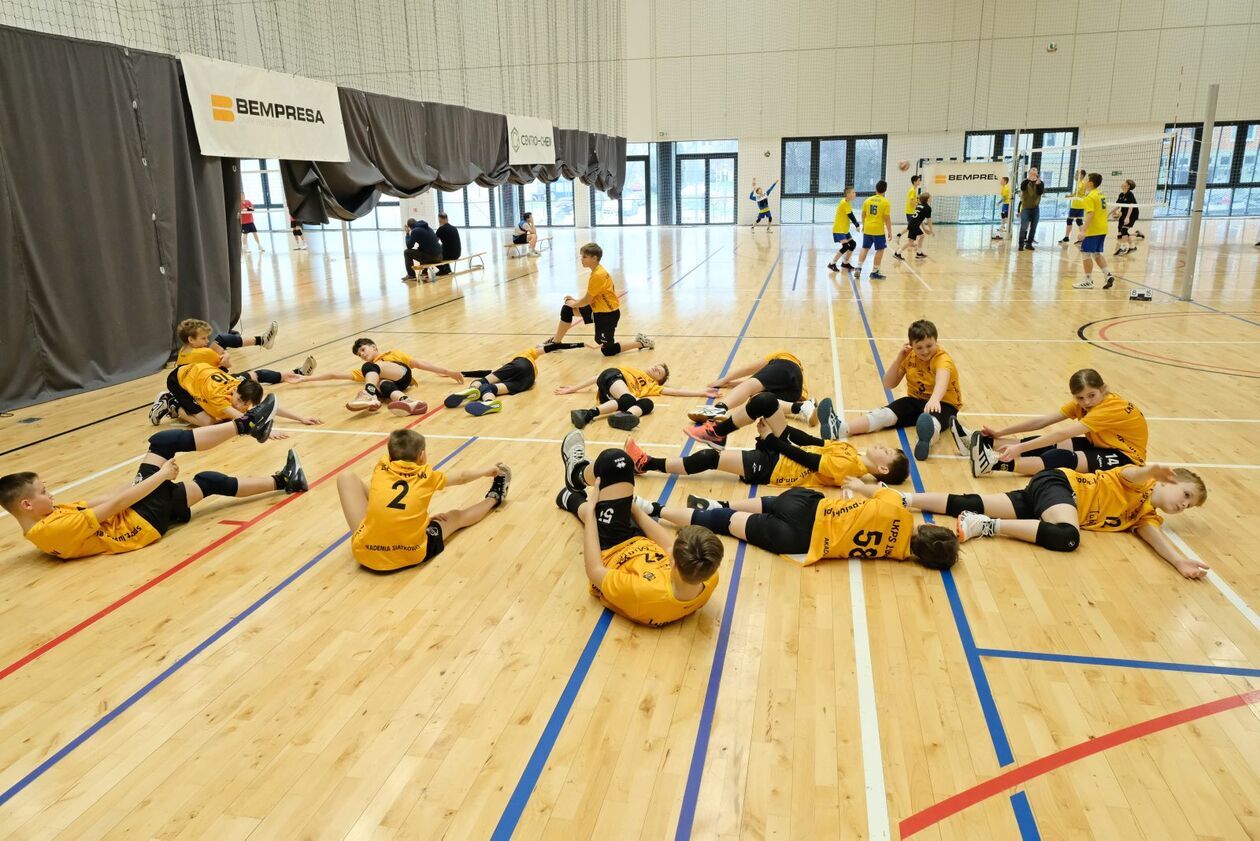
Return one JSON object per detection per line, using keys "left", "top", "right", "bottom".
{"left": 387, "top": 480, "right": 410, "bottom": 510}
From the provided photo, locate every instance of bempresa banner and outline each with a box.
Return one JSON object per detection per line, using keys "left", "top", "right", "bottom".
{"left": 921, "top": 161, "right": 1008, "bottom": 196}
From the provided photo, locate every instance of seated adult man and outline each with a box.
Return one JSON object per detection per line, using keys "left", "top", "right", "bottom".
{"left": 402, "top": 218, "right": 442, "bottom": 282}
{"left": 435, "top": 212, "right": 462, "bottom": 276}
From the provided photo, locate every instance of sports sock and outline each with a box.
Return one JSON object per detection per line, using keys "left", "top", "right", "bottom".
{"left": 713, "top": 417, "right": 737, "bottom": 436}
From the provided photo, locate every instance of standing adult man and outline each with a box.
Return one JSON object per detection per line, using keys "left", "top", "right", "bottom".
{"left": 435, "top": 212, "right": 462, "bottom": 277}
{"left": 402, "top": 218, "right": 442, "bottom": 282}
{"left": 1018, "top": 167, "right": 1045, "bottom": 251}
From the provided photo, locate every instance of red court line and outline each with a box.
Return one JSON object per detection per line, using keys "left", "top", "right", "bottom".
{"left": 1097, "top": 320, "right": 1260, "bottom": 376}
{"left": 899, "top": 687, "right": 1260, "bottom": 838}
{"left": 0, "top": 407, "right": 444, "bottom": 683}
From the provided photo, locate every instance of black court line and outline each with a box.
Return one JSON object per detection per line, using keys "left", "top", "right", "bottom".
{"left": 1076, "top": 316, "right": 1260, "bottom": 380}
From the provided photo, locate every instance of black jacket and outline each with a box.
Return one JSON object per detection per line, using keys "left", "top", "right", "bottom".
{"left": 436, "top": 222, "right": 462, "bottom": 259}
{"left": 406, "top": 221, "right": 440, "bottom": 255}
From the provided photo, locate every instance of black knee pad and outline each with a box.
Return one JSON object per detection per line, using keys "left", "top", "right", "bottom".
{"left": 616, "top": 392, "right": 637, "bottom": 412}
{"left": 253, "top": 369, "right": 282, "bottom": 385}
{"left": 147, "top": 429, "right": 196, "bottom": 460}
{"left": 843, "top": 239, "right": 857, "bottom": 253}
{"left": 593, "top": 449, "right": 636, "bottom": 486}
{"left": 1035, "top": 521, "right": 1080, "bottom": 552}
{"left": 635, "top": 398, "right": 654, "bottom": 415}
{"left": 193, "top": 470, "right": 239, "bottom": 498}
{"left": 378, "top": 379, "right": 401, "bottom": 400}
{"left": 360, "top": 362, "right": 381, "bottom": 376}
{"left": 601, "top": 342, "right": 622, "bottom": 356}
{"left": 559, "top": 303, "right": 576, "bottom": 322}
{"left": 747, "top": 390, "right": 780, "bottom": 419}
{"left": 945, "top": 493, "right": 984, "bottom": 517}
{"left": 682, "top": 448, "right": 720, "bottom": 474}
{"left": 690, "top": 507, "right": 735, "bottom": 537}
{"left": 1038, "top": 448, "right": 1078, "bottom": 469}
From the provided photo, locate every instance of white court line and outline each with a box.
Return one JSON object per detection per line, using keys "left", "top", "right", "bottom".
{"left": 839, "top": 410, "right": 1260, "bottom": 425}
{"left": 0, "top": 456, "right": 142, "bottom": 520}
{"left": 826, "top": 272, "right": 890, "bottom": 840}
{"left": 1162, "top": 527, "right": 1260, "bottom": 633}
{"left": 895, "top": 256, "right": 932, "bottom": 291}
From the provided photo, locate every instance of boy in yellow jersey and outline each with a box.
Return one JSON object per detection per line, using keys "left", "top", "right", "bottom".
{"left": 543, "top": 243, "right": 651, "bottom": 356}
{"left": 686, "top": 349, "right": 814, "bottom": 444}
{"left": 853, "top": 179, "right": 893, "bottom": 281}
{"left": 904, "top": 463, "right": 1209, "bottom": 579}
{"left": 970, "top": 368, "right": 1147, "bottom": 476}
{"left": 992, "top": 176, "right": 1011, "bottom": 240}
{"left": 1, "top": 418, "right": 306, "bottom": 560}
{"left": 827, "top": 186, "right": 861, "bottom": 272}
{"left": 1060, "top": 169, "right": 1089, "bottom": 245}
{"left": 443, "top": 346, "right": 544, "bottom": 417}
{"left": 826, "top": 320, "right": 968, "bottom": 462}
{"left": 555, "top": 440, "right": 724, "bottom": 627}
{"left": 338, "top": 429, "right": 510, "bottom": 573}
{"left": 625, "top": 395, "right": 908, "bottom": 486}
{"left": 558, "top": 362, "right": 719, "bottom": 431}
{"left": 1071, "top": 172, "right": 1116, "bottom": 290}
{"left": 162, "top": 362, "right": 321, "bottom": 436}
{"left": 657, "top": 479, "right": 957, "bottom": 569}
{"left": 291, "top": 337, "right": 464, "bottom": 414}
{"left": 899, "top": 174, "right": 921, "bottom": 236}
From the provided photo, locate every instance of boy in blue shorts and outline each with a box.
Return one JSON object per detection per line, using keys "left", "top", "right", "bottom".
{"left": 1072, "top": 173, "right": 1116, "bottom": 290}
{"left": 749, "top": 179, "right": 777, "bottom": 229}
{"left": 827, "top": 186, "right": 860, "bottom": 271}
{"left": 854, "top": 180, "right": 892, "bottom": 281}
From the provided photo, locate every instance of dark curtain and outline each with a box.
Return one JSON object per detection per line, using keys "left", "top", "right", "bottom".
{"left": 0, "top": 26, "right": 240, "bottom": 411}
{"left": 282, "top": 89, "right": 626, "bottom": 224}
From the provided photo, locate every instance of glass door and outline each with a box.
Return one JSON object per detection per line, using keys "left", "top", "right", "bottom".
{"left": 708, "top": 156, "right": 736, "bottom": 223}
{"left": 675, "top": 153, "right": 738, "bottom": 224}
{"left": 592, "top": 156, "right": 650, "bottom": 225}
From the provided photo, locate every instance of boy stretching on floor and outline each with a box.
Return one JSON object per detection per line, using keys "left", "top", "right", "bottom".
{"left": 157, "top": 362, "right": 321, "bottom": 436}
{"left": 686, "top": 350, "right": 815, "bottom": 446}
{"left": 542, "top": 243, "right": 651, "bottom": 355}
{"left": 443, "top": 346, "right": 543, "bottom": 417}
{"left": 292, "top": 337, "right": 464, "bottom": 415}
{"left": 557, "top": 363, "right": 720, "bottom": 431}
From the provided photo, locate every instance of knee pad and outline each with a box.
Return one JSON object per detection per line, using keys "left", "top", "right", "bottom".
{"left": 147, "top": 429, "right": 196, "bottom": 460}
{"left": 601, "top": 342, "right": 622, "bottom": 356}
{"left": 690, "top": 507, "right": 736, "bottom": 537}
{"left": 360, "top": 362, "right": 381, "bottom": 377}
{"left": 479, "top": 382, "right": 498, "bottom": 399}
{"left": 844, "top": 239, "right": 857, "bottom": 253}
{"left": 682, "top": 447, "right": 720, "bottom": 474}
{"left": 635, "top": 398, "right": 654, "bottom": 415}
{"left": 378, "top": 379, "right": 401, "bottom": 400}
{"left": 253, "top": 369, "right": 282, "bottom": 385}
{"left": 213, "top": 332, "right": 244, "bottom": 349}
{"left": 865, "top": 406, "right": 898, "bottom": 431}
{"left": 944, "top": 493, "right": 984, "bottom": 517}
{"left": 593, "top": 448, "right": 636, "bottom": 486}
{"left": 747, "top": 390, "right": 780, "bottom": 419}
{"left": 193, "top": 470, "right": 239, "bottom": 498}
{"left": 1038, "top": 448, "right": 1078, "bottom": 470}
{"left": 559, "top": 303, "right": 576, "bottom": 322}
{"left": 616, "top": 393, "right": 637, "bottom": 412}
{"left": 1035, "top": 521, "right": 1080, "bottom": 552}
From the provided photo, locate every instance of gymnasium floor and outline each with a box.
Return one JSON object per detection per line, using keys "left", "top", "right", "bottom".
{"left": 1, "top": 219, "right": 1258, "bottom": 840}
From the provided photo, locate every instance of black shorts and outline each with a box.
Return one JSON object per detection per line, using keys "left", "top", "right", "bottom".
{"left": 596, "top": 368, "right": 626, "bottom": 402}
{"left": 490, "top": 357, "right": 536, "bottom": 394}
{"left": 129, "top": 462, "right": 192, "bottom": 536}
{"left": 740, "top": 447, "right": 777, "bottom": 485}
{"left": 166, "top": 367, "right": 205, "bottom": 416}
{"left": 743, "top": 488, "right": 823, "bottom": 555}
{"left": 241, "top": 222, "right": 258, "bottom": 234}
{"left": 887, "top": 396, "right": 959, "bottom": 428}
{"left": 752, "top": 359, "right": 805, "bottom": 404}
{"left": 593, "top": 309, "right": 621, "bottom": 346}
{"left": 906, "top": 225, "right": 924, "bottom": 239}
{"left": 371, "top": 364, "right": 413, "bottom": 391}
{"left": 1068, "top": 436, "right": 1133, "bottom": 472}
{"left": 1006, "top": 470, "right": 1077, "bottom": 520}
{"left": 594, "top": 498, "right": 644, "bottom": 551}
{"left": 512, "top": 234, "right": 528, "bottom": 244}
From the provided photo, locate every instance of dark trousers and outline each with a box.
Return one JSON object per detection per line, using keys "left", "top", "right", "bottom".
{"left": 436, "top": 250, "right": 460, "bottom": 275}
{"left": 404, "top": 248, "right": 441, "bottom": 278}
{"left": 1019, "top": 207, "right": 1040, "bottom": 247}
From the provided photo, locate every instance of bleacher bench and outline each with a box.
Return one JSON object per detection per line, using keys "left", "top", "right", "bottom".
{"left": 406, "top": 251, "right": 486, "bottom": 283}
{"left": 504, "top": 236, "right": 552, "bottom": 258}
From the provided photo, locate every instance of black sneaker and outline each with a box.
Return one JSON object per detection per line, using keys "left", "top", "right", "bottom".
{"left": 238, "top": 393, "right": 277, "bottom": 442}
{"left": 914, "top": 413, "right": 935, "bottom": 462}
{"left": 1059, "top": 237, "right": 1069, "bottom": 244}
{"left": 276, "top": 448, "right": 308, "bottom": 493}
{"left": 826, "top": 262, "right": 838, "bottom": 272}
{"left": 149, "top": 391, "right": 171, "bottom": 426}
{"left": 561, "top": 430, "right": 588, "bottom": 492}
{"left": 487, "top": 465, "right": 511, "bottom": 507}
{"left": 840, "top": 261, "right": 854, "bottom": 269}
{"left": 608, "top": 411, "right": 640, "bottom": 431}
{"left": 1025, "top": 244, "right": 1035, "bottom": 250}
{"left": 892, "top": 252, "right": 905, "bottom": 261}
{"left": 1103, "top": 274, "right": 1115, "bottom": 290}
{"left": 817, "top": 397, "right": 840, "bottom": 440}
{"left": 570, "top": 408, "right": 594, "bottom": 429}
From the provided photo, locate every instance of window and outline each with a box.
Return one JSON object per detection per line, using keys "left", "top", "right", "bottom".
{"left": 437, "top": 184, "right": 498, "bottom": 228}
{"left": 507, "top": 179, "right": 576, "bottom": 227}
{"left": 962, "top": 128, "right": 1079, "bottom": 222}
{"left": 1157, "top": 121, "right": 1260, "bottom": 217}
{"left": 779, "top": 135, "right": 887, "bottom": 224}
{"left": 594, "top": 155, "right": 650, "bottom": 225}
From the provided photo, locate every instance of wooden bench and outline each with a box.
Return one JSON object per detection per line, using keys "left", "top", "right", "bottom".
{"left": 504, "top": 236, "right": 552, "bottom": 258}
{"left": 406, "top": 251, "right": 486, "bottom": 283}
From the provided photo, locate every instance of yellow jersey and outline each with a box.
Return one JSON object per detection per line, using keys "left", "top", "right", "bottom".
{"left": 799, "top": 488, "right": 914, "bottom": 565}
{"left": 350, "top": 350, "right": 414, "bottom": 382}
{"left": 586, "top": 265, "right": 619, "bottom": 313}
{"left": 768, "top": 440, "right": 867, "bottom": 488}
{"left": 1070, "top": 178, "right": 1088, "bottom": 210}
{"left": 1082, "top": 189, "right": 1108, "bottom": 236}
{"left": 177, "top": 346, "right": 225, "bottom": 367}
{"left": 901, "top": 347, "right": 963, "bottom": 409}
{"left": 1060, "top": 393, "right": 1148, "bottom": 465}
{"left": 1001, "top": 184, "right": 1012, "bottom": 203}
{"left": 617, "top": 366, "right": 664, "bottom": 398}
{"left": 351, "top": 457, "right": 447, "bottom": 571}
{"left": 24, "top": 502, "right": 161, "bottom": 559}
{"left": 1059, "top": 468, "right": 1162, "bottom": 532}
{"left": 904, "top": 186, "right": 918, "bottom": 215}
{"left": 176, "top": 362, "right": 240, "bottom": 419}
{"left": 592, "top": 535, "right": 717, "bottom": 626}
{"left": 764, "top": 350, "right": 808, "bottom": 400}
{"left": 832, "top": 199, "right": 854, "bottom": 234}
{"left": 863, "top": 195, "right": 892, "bottom": 236}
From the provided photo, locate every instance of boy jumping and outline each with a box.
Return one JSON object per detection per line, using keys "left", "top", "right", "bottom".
{"left": 749, "top": 179, "right": 778, "bottom": 229}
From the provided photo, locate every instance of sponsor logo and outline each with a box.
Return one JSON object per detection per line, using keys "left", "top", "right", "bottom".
{"left": 211, "top": 94, "right": 235, "bottom": 122}
{"left": 211, "top": 93, "right": 326, "bottom": 124}
{"left": 511, "top": 126, "right": 553, "bottom": 153}
{"left": 935, "top": 172, "right": 1000, "bottom": 183}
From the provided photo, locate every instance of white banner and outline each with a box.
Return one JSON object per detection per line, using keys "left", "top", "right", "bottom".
{"left": 180, "top": 54, "right": 349, "bottom": 162}
{"left": 507, "top": 114, "right": 556, "bottom": 165}
{"left": 921, "top": 161, "right": 1008, "bottom": 196}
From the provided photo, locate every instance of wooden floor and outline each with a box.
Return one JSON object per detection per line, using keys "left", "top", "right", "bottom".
{"left": 2, "top": 219, "right": 1259, "bottom": 840}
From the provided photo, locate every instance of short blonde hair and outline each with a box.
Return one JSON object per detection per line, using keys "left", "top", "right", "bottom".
{"left": 388, "top": 429, "right": 425, "bottom": 462}
{"left": 1173, "top": 468, "right": 1207, "bottom": 506}
{"left": 177, "top": 318, "right": 212, "bottom": 344}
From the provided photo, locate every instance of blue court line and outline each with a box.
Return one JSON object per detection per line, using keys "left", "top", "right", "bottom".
{"left": 847, "top": 274, "right": 1039, "bottom": 838}
{"left": 665, "top": 245, "right": 727, "bottom": 290}
{"left": 977, "top": 647, "right": 1260, "bottom": 678}
{"left": 0, "top": 438, "right": 476, "bottom": 810}
{"left": 674, "top": 484, "right": 758, "bottom": 841}
{"left": 790, "top": 247, "right": 804, "bottom": 291}
{"left": 492, "top": 251, "right": 784, "bottom": 840}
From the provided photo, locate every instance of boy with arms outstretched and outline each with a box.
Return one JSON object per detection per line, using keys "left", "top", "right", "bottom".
{"left": 292, "top": 337, "right": 464, "bottom": 415}
{"left": 558, "top": 363, "right": 719, "bottom": 431}
{"left": 444, "top": 346, "right": 543, "bottom": 416}
{"left": 338, "top": 429, "right": 510, "bottom": 573}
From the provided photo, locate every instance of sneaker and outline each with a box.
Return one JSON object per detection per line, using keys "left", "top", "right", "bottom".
{"left": 276, "top": 448, "right": 308, "bottom": 493}
{"left": 163, "top": 392, "right": 182, "bottom": 420}
{"left": 346, "top": 393, "right": 381, "bottom": 411}
{"left": 570, "top": 408, "right": 595, "bottom": 429}
{"left": 294, "top": 355, "right": 316, "bottom": 376}
{"left": 991, "top": 233, "right": 1003, "bottom": 240}
{"left": 1072, "top": 278, "right": 1095, "bottom": 289}
{"left": 1103, "top": 275, "right": 1115, "bottom": 290}
{"left": 687, "top": 404, "right": 727, "bottom": 423}
{"left": 1059, "top": 237, "right": 1070, "bottom": 244}
{"left": 261, "top": 321, "right": 279, "bottom": 349}
{"left": 686, "top": 494, "right": 726, "bottom": 511}
{"left": 968, "top": 431, "right": 996, "bottom": 477}
{"left": 683, "top": 421, "right": 727, "bottom": 450}
{"left": 955, "top": 510, "right": 997, "bottom": 543}
{"left": 561, "top": 430, "right": 588, "bottom": 492}
{"left": 869, "top": 271, "right": 886, "bottom": 280}
{"left": 609, "top": 411, "right": 640, "bottom": 431}
{"left": 465, "top": 399, "right": 502, "bottom": 416}
{"left": 239, "top": 394, "right": 277, "bottom": 442}
{"left": 892, "top": 252, "right": 905, "bottom": 261}
{"left": 149, "top": 391, "right": 171, "bottom": 425}
{"left": 797, "top": 399, "right": 818, "bottom": 426}
{"left": 840, "top": 261, "right": 854, "bottom": 269}
{"left": 1025, "top": 244, "right": 1036, "bottom": 251}
{"left": 915, "top": 252, "right": 926, "bottom": 258}
{"left": 1113, "top": 248, "right": 1124, "bottom": 256}
{"left": 913, "top": 413, "right": 936, "bottom": 462}
{"left": 486, "top": 464, "right": 511, "bottom": 506}
{"left": 826, "top": 263, "right": 838, "bottom": 272}
{"left": 388, "top": 399, "right": 428, "bottom": 416}
{"left": 445, "top": 386, "right": 481, "bottom": 408}
{"left": 949, "top": 415, "right": 970, "bottom": 456}
{"left": 624, "top": 438, "right": 649, "bottom": 474}
{"left": 854, "top": 269, "right": 862, "bottom": 279}
{"left": 635, "top": 333, "right": 655, "bottom": 351}
{"left": 817, "top": 397, "right": 841, "bottom": 440}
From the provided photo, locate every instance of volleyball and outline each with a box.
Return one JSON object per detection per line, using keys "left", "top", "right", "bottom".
{"left": 898, "top": 159, "right": 909, "bottom": 171}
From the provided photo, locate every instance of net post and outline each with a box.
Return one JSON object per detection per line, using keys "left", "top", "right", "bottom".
{"left": 1009, "top": 129, "right": 1021, "bottom": 239}
{"left": 1180, "top": 83, "right": 1218, "bottom": 302}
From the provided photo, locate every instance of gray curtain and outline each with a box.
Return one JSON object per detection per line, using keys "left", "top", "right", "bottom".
{"left": 0, "top": 26, "right": 240, "bottom": 411}
{"left": 282, "top": 89, "right": 626, "bottom": 224}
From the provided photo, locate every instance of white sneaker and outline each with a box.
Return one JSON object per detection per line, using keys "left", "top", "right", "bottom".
{"left": 631, "top": 495, "right": 656, "bottom": 517}
{"left": 687, "top": 404, "right": 727, "bottom": 422}
{"left": 1072, "top": 278, "right": 1095, "bottom": 289}
{"left": 797, "top": 399, "right": 818, "bottom": 426}
{"left": 635, "top": 332, "right": 655, "bottom": 350}
{"left": 968, "top": 431, "right": 996, "bottom": 477}
{"left": 955, "top": 511, "right": 997, "bottom": 543}
{"left": 261, "top": 320, "right": 279, "bottom": 349}
{"left": 148, "top": 391, "right": 171, "bottom": 425}
{"left": 950, "top": 416, "right": 970, "bottom": 456}
{"left": 295, "top": 355, "right": 317, "bottom": 376}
